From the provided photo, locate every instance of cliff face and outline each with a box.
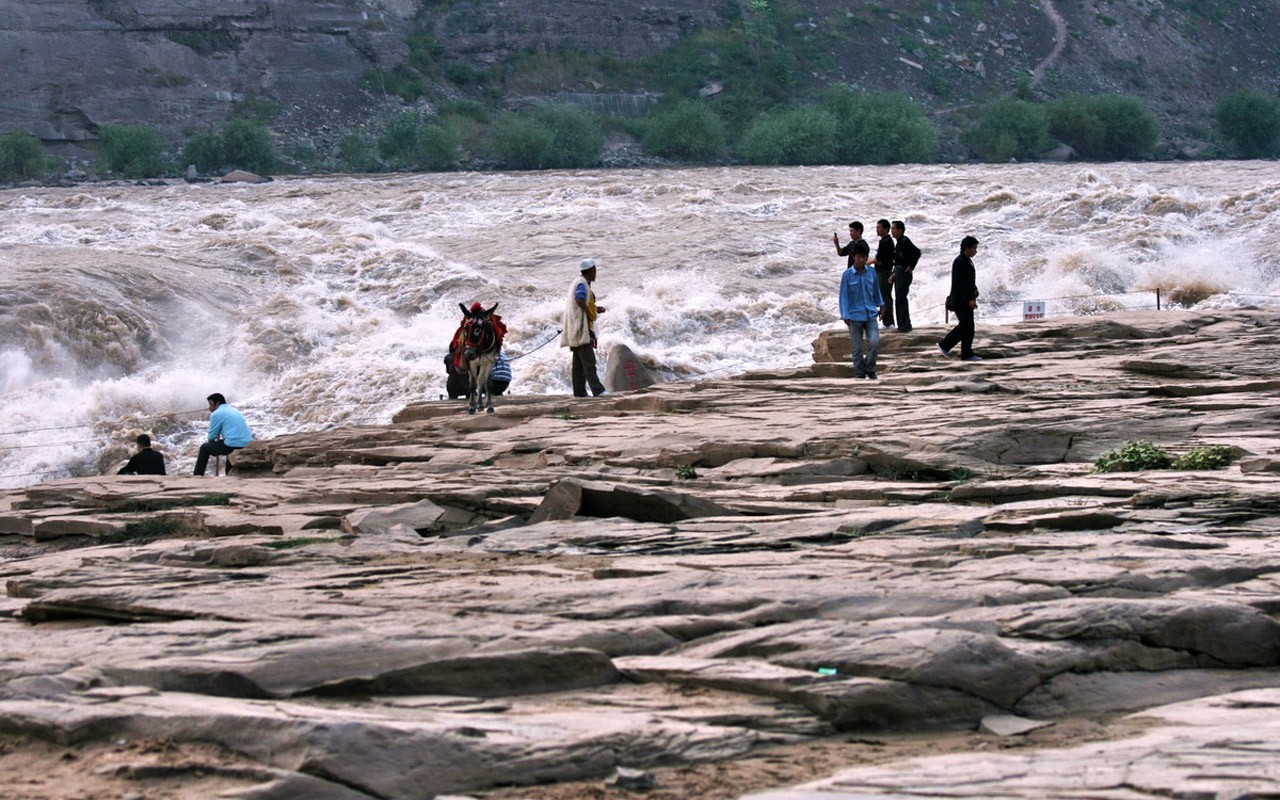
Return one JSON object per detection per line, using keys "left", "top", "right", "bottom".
{"left": 3, "top": 0, "right": 1279, "bottom": 152}
{"left": 1, "top": 0, "right": 414, "bottom": 142}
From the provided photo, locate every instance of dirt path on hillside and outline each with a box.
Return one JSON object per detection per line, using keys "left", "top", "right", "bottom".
{"left": 1032, "top": 0, "right": 1068, "bottom": 86}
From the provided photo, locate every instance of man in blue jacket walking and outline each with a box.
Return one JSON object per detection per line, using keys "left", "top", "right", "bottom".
{"left": 194, "top": 393, "right": 253, "bottom": 476}
{"left": 839, "top": 240, "right": 883, "bottom": 380}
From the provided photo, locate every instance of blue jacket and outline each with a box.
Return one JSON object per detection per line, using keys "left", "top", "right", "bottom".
{"left": 839, "top": 266, "right": 882, "bottom": 322}
{"left": 208, "top": 404, "right": 253, "bottom": 448}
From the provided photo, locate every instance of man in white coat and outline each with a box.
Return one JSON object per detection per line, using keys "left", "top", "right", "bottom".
{"left": 561, "top": 258, "right": 607, "bottom": 397}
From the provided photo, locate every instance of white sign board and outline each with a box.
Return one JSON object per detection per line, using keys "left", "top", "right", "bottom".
{"left": 1023, "top": 301, "right": 1045, "bottom": 320}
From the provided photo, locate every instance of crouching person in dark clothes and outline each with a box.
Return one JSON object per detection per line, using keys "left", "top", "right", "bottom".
{"left": 117, "top": 433, "right": 166, "bottom": 475}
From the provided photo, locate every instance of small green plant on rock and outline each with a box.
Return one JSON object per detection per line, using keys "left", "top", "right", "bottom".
{"left": 675, "top": 464, "right": 699, "bottom": 480}
{"left": 1093, "top": 441, "right": 1172, "bottom": 473}
{"left": 1172, "top": 445, "right": 1234, "bottom": 471}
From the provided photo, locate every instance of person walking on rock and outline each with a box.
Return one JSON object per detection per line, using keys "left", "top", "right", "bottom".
{"left": 839, "top": 240, "right": 882, "bottom": 380}
{"left": 939, "top": 235, "right": 983, "bottom": 362}
{"left": 871, "top": 219, "right": 896, "bottom": 327}
{"left": 194, "top": 393, "right": 253, "bottom": 476}
{"left": 561, "top": 259, "right": 607, "bottom": 397}
{"left": 117, "top": 433, "right": 166, "bottom": 475}
{"left": 889, "top": 220, "right": 921, "bottom": 332}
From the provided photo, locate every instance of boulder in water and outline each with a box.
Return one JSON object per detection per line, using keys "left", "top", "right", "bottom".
{"left": 221, "top": 170, "right": 272, "bottom": 184}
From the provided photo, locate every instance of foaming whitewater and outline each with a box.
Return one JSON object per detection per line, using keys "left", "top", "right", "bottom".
{"left": 2, "top": 161, "right": 1278, "bottom": 485}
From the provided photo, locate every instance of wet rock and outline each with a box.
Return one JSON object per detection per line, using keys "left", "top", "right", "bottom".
{"left": 603, "top": 343, "right": 656, "bottom": 393}
{"left": 221, "top": 170, "right": 272, "bottom": 183}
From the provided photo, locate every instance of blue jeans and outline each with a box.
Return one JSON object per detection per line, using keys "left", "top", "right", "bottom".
{"left": 846, "top": 318, "right": 880, "bottom": 376}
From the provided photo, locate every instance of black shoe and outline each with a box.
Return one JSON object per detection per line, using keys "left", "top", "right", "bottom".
{"left": 867, "top": 371, "right": 878, "bottom": 380}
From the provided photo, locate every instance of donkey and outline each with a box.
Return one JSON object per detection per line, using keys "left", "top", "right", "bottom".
{"left": 457, "top": 302, "right": 502, "bottom": 414}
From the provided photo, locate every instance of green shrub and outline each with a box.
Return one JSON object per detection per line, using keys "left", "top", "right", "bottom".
{"left": 488, "top": 104, "right": 603, "bottom": 170}
{"left": 964, "top": 98, "right": 1050, "bottom": 162}
{"left": 1094, "top": 441, "right": 1173, "bottom": 473}
{"left": 738, "top": 104, "right": 837, "bottom": 165}
{"left": 439, "top": 99, "right": 491, "bottom": 124}
{"left": 182, "top": 118, "right": 276, "bottom": 175}
{"left": 377, "top": 112, "right": 460, "bottom": 171}
{"left": 220, "top": 118, "right": 277, "bottom": 174}
{"left": 335, "top": 129, "right": 380, "bottom": 173}
{"left": 642, "top": 100, "right": 727, "bottom": 160}
{"left": 99, "top": 124, "right": 168, "bottom": 178}
{"left": 0, "top": 131, "right": 49, "bottom": 182}
{"left": 488, "top": 113, "right": 557, "bottom": 169}
{"left": 675, "top": 464, "right": 699, "bottom": 480}
{"left": 181, "top": 128, "right": 225, "bottom": 173}
{"left": 1047, "top": 96, "right": 1108, "bottom": 157}
{"left": 1048, "top": 94, "right": 1158, "bottom": 160}
{"left": 1172, "top": 445, "right": 1234, "bottom": 471}
{"left": 414, "top": 123, "right": 460, "bottom": 171}
{"left": 1216, "top": 89, "right": 1280, "bottom": 158}
{"left": 1089, "top": 95, "right": 1159, "bottom": 159}
{"left": 819, "top": 86, "right": 936, "bottom": 164}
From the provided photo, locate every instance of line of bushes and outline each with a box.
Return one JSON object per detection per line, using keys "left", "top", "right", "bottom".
{"left": 965, "top": 94, "right": 1161, "bottom": 162}
{"left": 4, "top": 86, "right": 1276, "bottom": 184}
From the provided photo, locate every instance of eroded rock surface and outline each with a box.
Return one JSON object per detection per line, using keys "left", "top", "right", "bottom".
{"left": 3, "top": 309, "right": 1280, "bottom": 798}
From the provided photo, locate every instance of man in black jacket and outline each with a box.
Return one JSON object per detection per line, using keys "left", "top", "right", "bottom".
{"left": 117, "top": 434, "right": 166, "bottom": 475}
{"left": 889, "top": 220, "right": 921, "bottom": 332}
{"left": 938, "top": 235, "right": 982, "bottom": 361}
{"left": 872, "top": 219, "right": 896, "bottom": 327}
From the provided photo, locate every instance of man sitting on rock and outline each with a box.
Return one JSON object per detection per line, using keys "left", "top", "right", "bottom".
{"left": 194, "top": 393, "right": 253, "bottom": 476}
{"left": 117, "top": 433, "right": 166, "bottom": 475}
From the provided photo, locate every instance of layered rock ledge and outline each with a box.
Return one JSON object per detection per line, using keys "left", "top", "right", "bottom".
{"left": 3, "top": 309, "right": 1280, "bottom": 799}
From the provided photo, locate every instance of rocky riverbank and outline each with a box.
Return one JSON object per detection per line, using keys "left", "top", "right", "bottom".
{"left": 3, "top": 308, "right": 1280, "bottom": 799}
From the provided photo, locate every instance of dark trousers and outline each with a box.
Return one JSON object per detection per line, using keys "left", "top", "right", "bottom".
{"left": 570, "top": 344, "right": 605, "bottom": 397}
{"left": 892, "top": 268, "right": 913, "bottom": 331}
{"left": 876, "top": 268, "right": 894, "bottom": 326}
{"left": 940, "top": 303, "right": 976, "bottom": 358}
{"left": 194, "top": 440, "right": 241, "bottom": 476}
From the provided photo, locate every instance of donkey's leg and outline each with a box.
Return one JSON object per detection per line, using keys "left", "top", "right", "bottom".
{"left": 467, "top": 364, "right": 478, "bottom": 414}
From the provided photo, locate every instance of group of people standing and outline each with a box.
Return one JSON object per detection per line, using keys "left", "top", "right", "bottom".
{"left": 834, "top": 219, "right": 981, "bottom": 379}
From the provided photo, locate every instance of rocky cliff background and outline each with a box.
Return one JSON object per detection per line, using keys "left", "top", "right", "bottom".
{"left": 3, "top": 0, "right": 1280, "bottom": 158}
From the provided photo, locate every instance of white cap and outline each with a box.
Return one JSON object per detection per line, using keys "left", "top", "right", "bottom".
{"left": 580, "top": 258, "right": 596, "bottom": 272}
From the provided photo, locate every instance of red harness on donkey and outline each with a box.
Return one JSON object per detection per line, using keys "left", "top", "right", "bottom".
{"left": 452, "top": 302, "right": 506, "bottom": 414}
{"left": 452, "top": 303, "right": 506, "bottom": 371}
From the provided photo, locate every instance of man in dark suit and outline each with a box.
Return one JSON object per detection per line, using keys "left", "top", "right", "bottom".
{"left": 938, "top": 235, "right": 982, "bottom": 361}
{"left": 872, "top": 219, "right": 896, "bottom": 327}
{"left": 889, "top": 220, "right": 921, "bottom": 332}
